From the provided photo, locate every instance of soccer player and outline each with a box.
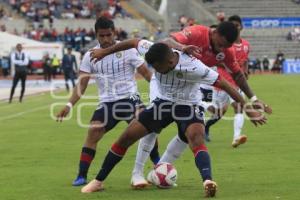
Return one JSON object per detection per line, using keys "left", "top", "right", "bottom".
{"left": 9, "top": 43, "right": 29, "bottom": 103}
{"left": 204, "top": 15, "right": 254, "bottom": 147}
{"left": 56, "top": 17, "right": 152, "bottom": 186}
{"left": 153, "top": 20, "right": 273, "bottom": 170}
{"left": 121, "top": 21, "right": 273, "bottom": 187}
{"left": 162, "top": 21, "right": 272, "bottom": 113}
{"left": 84, "top": 39, "right": 266, "bottom": 197}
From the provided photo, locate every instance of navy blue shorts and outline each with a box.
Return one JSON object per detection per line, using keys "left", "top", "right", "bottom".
{"left": 138, "top": 98, "right": 204, "bottom": 143}
{"left": 91, "top": 95, "right": 144, "bottom": 132}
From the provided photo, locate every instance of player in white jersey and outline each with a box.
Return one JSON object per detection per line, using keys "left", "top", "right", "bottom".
{"left": 56, "top": 17, "right": 152, "bottom": 186}
{"left": 82, "top": 39, "right": 266, "bottom": 197}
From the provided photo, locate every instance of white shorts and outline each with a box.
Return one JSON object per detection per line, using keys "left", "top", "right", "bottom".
{"left": 212, "top": 88, "right": 245, "bottom": 109}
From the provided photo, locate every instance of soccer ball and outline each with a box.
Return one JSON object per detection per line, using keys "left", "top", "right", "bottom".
{"left": 147, "top": 162, "right": 178, "bottom": 189}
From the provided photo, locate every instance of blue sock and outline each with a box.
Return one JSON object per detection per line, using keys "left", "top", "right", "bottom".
{"left": 194, "top": 146, "right": 212, "bottom": 181}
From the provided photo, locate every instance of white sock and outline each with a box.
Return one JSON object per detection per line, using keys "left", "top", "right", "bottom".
{"left": 159, "top": 135, "right": 188, "bottom": 164}
{"left": 132, "top": 132, "right": 157, "bottom": 176}
{"left": 233, "top": 113, "right": 245, "bottom": 141}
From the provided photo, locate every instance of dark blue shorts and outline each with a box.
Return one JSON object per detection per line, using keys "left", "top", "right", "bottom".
{"left": 138, "top": 98, "right": 204, "bottom": 143}
{"left": 91, "top": 95, "right": 144, "bottom": 132}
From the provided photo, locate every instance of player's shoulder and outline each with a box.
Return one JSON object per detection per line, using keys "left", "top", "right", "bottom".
{"left": 241, "top": 38, "right": 250, "bottom": 47}
{"left": 224, "top": 46, "right": 236, "bottom": 56}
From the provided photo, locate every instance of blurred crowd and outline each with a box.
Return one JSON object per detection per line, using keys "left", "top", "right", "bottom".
{"left": 249, "top": 51, "right": 288, "bottom": 74}
{"left": 287, "top": 27, "right": 300, "bottom": 42}
{"left": 5, "top": 0, "right": 128, "bottom": 23}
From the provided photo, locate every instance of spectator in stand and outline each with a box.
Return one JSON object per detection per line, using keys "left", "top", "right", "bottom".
{"left": 43, "top": 53, "right": 52, "bottom": 82}
{"left": 154, "top": 26, "right": 167, "bottom": 42}
{"left": 115, "top": 27, "right": 128, "bottom": 41}
{"left": 262, "top": 56, "right": 270, "bottom": 72}
{"left": 1, "top": 24, "right": 6, "bottom": 32}
{"left": 62, "top": 47, "right": 77, "bottom": 91}
{"left": 272, "top": 59, "right": 282, "bottom": 73}
{"left": 1, "top": 56, "right": 10, "bottom": 78}
{"left": 254, "top": 58, "right": 262, "bottom": 73}
{"left": 178, "top": 15, "right": 188, "bottom": 30}
{"left": 276, "top": 50, "right": 285, "bottom": 68}
{"left": 217, "top": 11, "right": 225, "bottom": 22}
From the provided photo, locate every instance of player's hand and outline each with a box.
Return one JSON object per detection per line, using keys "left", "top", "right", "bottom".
{"left": 252, "top": 99, "right": 273, "bottom": 114}
{"left": 56, "top": 106, "right": 71, "bottom": 122}
{"left": 244, "top": 105, "right": 267, "bottom": 126}
{"left": 182, "top": 45, "right": 201, "bottom": 58}
{"left": 89, "top": 48, "right": 107, "bottom": 63}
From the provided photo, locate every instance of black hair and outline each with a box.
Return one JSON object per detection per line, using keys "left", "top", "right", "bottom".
{"left": 216, "top": 21, "right": 238, "bottom": 44}
{"left": 145, "top": 43, "right": 171, "bottom": 66}
{"left": 94, "top": 17, "right": 115, "bottom": 32}
{"left": 210, "top": 24, "right": 218, "bottom": 28}
{"left": 228, "top": 15, "right": 242, "bottom": 25}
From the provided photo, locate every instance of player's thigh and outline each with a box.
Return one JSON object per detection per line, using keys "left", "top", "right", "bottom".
{"left": 115, "top": 119, "right": 150, "bottom": 148}
{"left": 138, "top": 98, "right": 174, "bottom": 134}
{"left": 175, "top": 104, "right": 205, "bottom": 144}
{"left": 88, "top": 103, "right": 119, "bottom": 138}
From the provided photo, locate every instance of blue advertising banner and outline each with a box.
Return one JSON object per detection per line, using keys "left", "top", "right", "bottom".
{"left": 283, "top": 60, "right": 300, "bottom": 74}
{"left": 242, "top": 17, "right": 300, "bottom": 28}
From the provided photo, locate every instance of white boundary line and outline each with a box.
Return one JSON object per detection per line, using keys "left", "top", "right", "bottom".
{"left": 0, "top": 105, "right": 49, "bottom": 121}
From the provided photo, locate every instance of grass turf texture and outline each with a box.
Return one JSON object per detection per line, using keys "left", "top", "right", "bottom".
{"left": 0, "top": 74, "right": 299, "bottom": 200}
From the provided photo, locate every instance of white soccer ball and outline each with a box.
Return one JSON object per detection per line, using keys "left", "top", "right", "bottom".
{"left": 147, "top": 162, "right": 178, "bottom": 189}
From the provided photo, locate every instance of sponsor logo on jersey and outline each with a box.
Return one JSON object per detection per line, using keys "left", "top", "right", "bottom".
{"left": 116, "top": 52, "right": 122, "bottom": 58}
{"left": 176, "top": 72, "right": 184, "bottom": 79}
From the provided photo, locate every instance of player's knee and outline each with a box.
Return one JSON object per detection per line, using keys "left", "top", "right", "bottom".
{"left": 186, "top": 130, "right": 204, "bottom": 148}
{"left": 87, "top": 124, "right": 105, "bottom": 143}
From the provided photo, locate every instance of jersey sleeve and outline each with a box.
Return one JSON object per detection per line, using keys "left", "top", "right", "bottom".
{"left": 79, "top": 51, "right": 92, "bottom": 73}
{"left": 128, "top": 48, "right": 146, "bottom": 69}
{"left": 185, "top": 59, "right": 219, "bottom": 85}
{"left": 224, "top": 49, "right": 242, "bottom": 74}
{"left": 136, "top": 39, "right": 154, "bottom": 56}
{"left": 170, "top": 25, "right": 201, "bottom": 45}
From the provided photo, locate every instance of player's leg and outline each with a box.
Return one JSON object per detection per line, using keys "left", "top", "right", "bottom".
{"left": 19, "top": 71, "right": 27, "bottom": 103}
{"left": 205, "top": 89, "right": 229, "bottom": 141}
{"left": 149, "top": 139, "right": 160, "bottom": 164}
{"left": 9, "top": 73, "right": 20, "bottom": 103}
{"left": 175, "top": 104, "right": 217, "bottom": 197}
{"left": 230, "top": 90, "right": 247, "bottom": 148}
{"left": 81, "top": 119, "right": 151, "bottom": 193}
{"left": 159, "top": 134, "right": 188, "bottom": 164}
{"left": 131, "top": 132, "right": 158, "bottom": 188}
{"left": 81, "top": 99, "right": 172, "bottom": 193}
{"left": 64, "top": 70, "right": 70, "bottom": 91}
{"left": 184, "top": 122, "right": 217, "bottom": 197}
{"left": 73, "top": 103, "right": 118, "bottom": 186}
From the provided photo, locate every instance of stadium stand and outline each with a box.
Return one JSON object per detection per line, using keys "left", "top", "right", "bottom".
{"left": 198, "top": 0, "right": 300, "bottom": 59}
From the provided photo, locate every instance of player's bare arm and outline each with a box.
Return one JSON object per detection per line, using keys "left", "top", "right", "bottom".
{"left": 216, "top": 77, "right": 267, "bottom": 126}
{"left": 137, "top": 63, "right": 152, "bottom": 82}
{"left": 90, "top": 39, "right": 140, "bottom": 62}
{"left": 161, "top": 37, "right": 201, "bottom": 57}
{"left": 56, "top": 71, "right": 90, "bottom": 122}
{"left": 233, "top": 71, "right": 272, "bottom": 114}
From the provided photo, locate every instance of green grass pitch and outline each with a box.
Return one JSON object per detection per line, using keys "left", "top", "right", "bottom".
{"left": 0, "top": 74, "right": 299, "bottom": 200}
